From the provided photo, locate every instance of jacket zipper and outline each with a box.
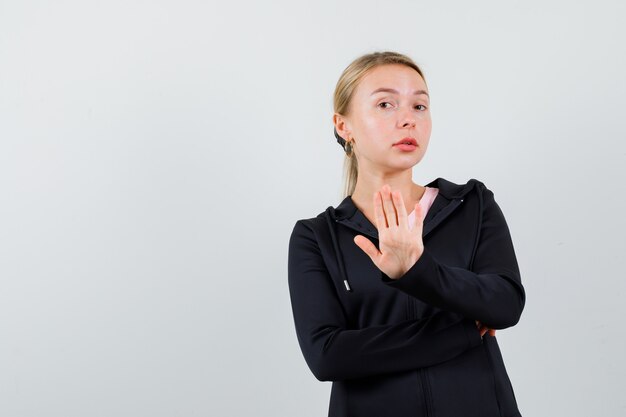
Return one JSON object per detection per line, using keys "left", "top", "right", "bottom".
{"left": 420, "top": 368, "right": 433, "bottom": 417}
{"left": 327, "top": 193, "right": 470, "bottom": 414}
{"left": 405, "top": 282, "right": 430, "bottom": 416}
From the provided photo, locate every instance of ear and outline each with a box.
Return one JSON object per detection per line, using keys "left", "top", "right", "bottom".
{"left": 333, "top": 113, "right": 351, "bottom": 140}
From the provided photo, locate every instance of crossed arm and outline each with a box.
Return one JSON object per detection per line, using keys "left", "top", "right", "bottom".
{"left": 380, "top": 185, "right": 526, "bottom": 330}
{"left": 288, "top": 220, "right": 483, "bottom": 382}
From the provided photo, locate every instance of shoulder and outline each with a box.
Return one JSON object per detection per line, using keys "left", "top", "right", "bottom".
{"left": 292, "top": 194, "right": 349, "bottom": 232}
{"left": 432, "top": 177, "right": 491, "bottom": 200}
{"left": 289, "top": 210, "right": 331, "bottom": 243}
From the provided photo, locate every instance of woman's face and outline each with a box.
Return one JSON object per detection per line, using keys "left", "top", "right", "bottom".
{"left": 335, "top": 64, "right": 432, "bottom": 173}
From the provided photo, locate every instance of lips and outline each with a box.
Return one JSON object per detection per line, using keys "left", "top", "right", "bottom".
{"left": 393, "top": 137, "right": 417, "bottom": 146}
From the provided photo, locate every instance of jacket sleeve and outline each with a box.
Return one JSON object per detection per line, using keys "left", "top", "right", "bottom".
{"left": 288, "top": 219, "right": 483, "bottom": 382}
{"left": 380, "top": 183, "right": 526, "bottom": 330}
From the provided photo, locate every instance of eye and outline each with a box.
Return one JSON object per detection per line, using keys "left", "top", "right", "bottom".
{"left": 415, "top": 104, "right": 427, "bottom": 111}
{"left": 378, "top": 102, "right": 393, "bottom": 109}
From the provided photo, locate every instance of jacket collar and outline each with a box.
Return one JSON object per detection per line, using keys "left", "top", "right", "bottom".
{"left": 328, "top": 177, "right": 478, "bottom": 241}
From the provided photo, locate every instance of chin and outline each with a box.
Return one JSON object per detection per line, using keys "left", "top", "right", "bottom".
{"left": 388, "top": 159, "right": 421, "bottom": 171}
{"left": 397, "top": 151, "right": 425, "bottom": 164}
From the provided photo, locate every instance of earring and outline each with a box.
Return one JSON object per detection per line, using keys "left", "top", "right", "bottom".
{"left": 345, "top": 140, "right": 354, "bottom": 157}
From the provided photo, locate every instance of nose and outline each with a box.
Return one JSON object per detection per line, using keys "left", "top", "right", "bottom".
{"left": 398, "top": 107, "right": 417, "bottom": 129}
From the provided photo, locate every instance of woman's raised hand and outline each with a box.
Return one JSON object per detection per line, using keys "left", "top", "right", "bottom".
{"left": 353, "top": 184, "right": 425, "bottom": 280}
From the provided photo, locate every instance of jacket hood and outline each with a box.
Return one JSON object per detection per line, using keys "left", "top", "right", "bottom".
{"left": 330, "top": 177, "right": 478, "bottom": 222}
{"left": 323, "top": 177, "right": 483, "bottom": 292}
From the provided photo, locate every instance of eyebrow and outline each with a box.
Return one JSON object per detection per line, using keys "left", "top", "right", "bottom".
{"left": 370, "top": 87, "right": 429, "bottom": 97}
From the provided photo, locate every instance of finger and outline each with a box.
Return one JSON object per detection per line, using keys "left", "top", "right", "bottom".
{"left": 381, "top": 185, "right": 397, "bottom": 228}
{"left": 479, "top": 326, "right": 487, "bottom": 337}
{"left": 392, "top": 190, "right": 409, "bottom": 229}
{"left": 489, "top": 329, "right": 496, "bottom": 337}
{"left": 373, "top": 191, "right": 387, "bottom": 229}
{"left": 353, "top": 235, "right": 381, "bottom": 263}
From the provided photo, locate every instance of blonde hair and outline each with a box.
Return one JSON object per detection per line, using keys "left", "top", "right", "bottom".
{"left": 333, "top": 51, "right": 427, "bottom": 197}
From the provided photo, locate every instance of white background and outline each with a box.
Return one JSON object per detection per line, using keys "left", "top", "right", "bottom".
{"left": 1, "top": 1, "right": 625, "bottom": 416}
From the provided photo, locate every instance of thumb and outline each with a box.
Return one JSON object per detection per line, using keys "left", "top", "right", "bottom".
{"left": 354, "top": 235, "right": 381, "bottom": 263}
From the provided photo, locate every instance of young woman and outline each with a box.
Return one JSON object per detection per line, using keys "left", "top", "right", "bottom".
{"left": 287, "top": 51, "right": 525, "bottom": 417}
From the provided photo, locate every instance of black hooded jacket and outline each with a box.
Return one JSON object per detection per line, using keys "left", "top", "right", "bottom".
{"left": 287, "top": 177, "right": 525, "bottom": 417}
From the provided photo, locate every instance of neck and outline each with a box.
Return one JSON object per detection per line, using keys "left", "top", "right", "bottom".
{"left": 350, "top": 169, "right": 425, "bottom": 218}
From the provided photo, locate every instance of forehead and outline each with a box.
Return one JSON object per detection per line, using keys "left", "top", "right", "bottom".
{"left": 357, "top": 64, "right": 427, "bottom": 94}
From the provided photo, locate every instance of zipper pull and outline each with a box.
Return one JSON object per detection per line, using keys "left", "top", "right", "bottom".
{"left": 343, "top": 280, "right": 352, "bottom": 291}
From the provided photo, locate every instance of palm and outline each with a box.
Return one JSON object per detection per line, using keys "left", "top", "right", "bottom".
{"left": 354, "top": 184, "right": 424, "bottom": 280}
